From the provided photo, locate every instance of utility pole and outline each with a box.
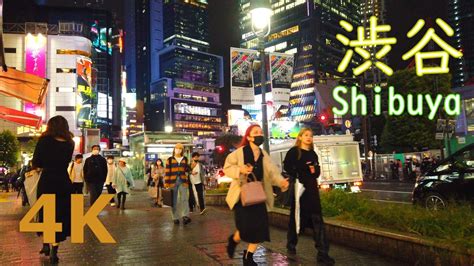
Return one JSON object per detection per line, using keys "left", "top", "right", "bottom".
{"left": 360, "top": 76, "right": 370, "bottom": 179}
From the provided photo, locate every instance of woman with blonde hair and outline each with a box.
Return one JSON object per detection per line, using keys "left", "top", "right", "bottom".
{"left": 283, "top": 128, "right": 334, "bottom": 265}
{"left": 224, "top": 124, "right": 289, "bottom": 265}
{"left": 164, "top": 143, "right": 191, "bottom": 225}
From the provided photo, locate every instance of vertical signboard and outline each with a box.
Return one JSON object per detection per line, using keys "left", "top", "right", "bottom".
{"left": 269, "top": 52, "right": 294, "bottom": 106}
{"left": 76, "top": 56, "right": 94, "bottom": 128}
{"left": 24, "top": 34, "right": 47, "bottom": 120}
{"left": 230, "top": 47, "right": 258, "bottom": 105}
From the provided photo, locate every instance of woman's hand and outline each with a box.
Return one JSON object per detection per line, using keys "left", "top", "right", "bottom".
{"left": 280, "top": 178, "right": 289, "bottom": 192}
{"left": 239, "top": 164, "right": 253, "bottom": 174}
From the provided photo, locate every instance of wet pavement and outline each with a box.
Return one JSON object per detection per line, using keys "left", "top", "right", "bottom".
{"left": 0, "top": 191, "right": 402, "bottom": 265}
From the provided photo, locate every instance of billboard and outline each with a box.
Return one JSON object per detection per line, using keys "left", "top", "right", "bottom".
{"left": 230, "top": 47, "right": 258, "bottom": 105}
{"left": 76, "top": 57, "right": 95, "bottom": 128}
{"left": 269, "top": 52, "right": 294, "bottom": 106}
{"left": 24, "top": 34, "right": 47, "bottom": 120}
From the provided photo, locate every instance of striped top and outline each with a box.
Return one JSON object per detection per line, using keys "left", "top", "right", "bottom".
{"left": 164, "top": 156, "right": 189, "bottom": 188}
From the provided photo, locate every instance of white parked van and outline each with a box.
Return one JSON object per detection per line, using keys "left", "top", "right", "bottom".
{"left": 270, "top": 135, "right": 363, "bottom": 192}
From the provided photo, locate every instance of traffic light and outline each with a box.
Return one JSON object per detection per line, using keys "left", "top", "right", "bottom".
{"left": 216, "top": 145, "right": 225, "bottom": 153}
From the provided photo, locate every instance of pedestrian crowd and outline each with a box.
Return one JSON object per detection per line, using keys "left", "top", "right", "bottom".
{"left": 17, "top": 115, "right": 335, "bottom": 265}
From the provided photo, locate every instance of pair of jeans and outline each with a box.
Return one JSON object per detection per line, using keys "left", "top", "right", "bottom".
{"left": 287, "top": 202, "right": 330, "bottom": 255}
{"left": 105, "top": 183, "right": 116, "bottom": 203}
{"left": 171, "top": 184, "right": 189, "bottom": 220}
{"left": 189, "top": 183, "right": 205, "bottom": 211}
{"left": 87, "top": 182, "right": 103, "bottom": 206}
{"left": 72, "top": 182, "right": 84, "bottom": 194}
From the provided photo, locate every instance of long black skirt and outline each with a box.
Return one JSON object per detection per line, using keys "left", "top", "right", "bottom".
{"left": 234, "top": 201, "right": 270, "bottom": 243}
{"left": 37, "top": 173, "right": 72, "bottom": 243}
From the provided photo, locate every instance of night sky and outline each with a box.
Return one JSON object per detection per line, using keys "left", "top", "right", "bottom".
{"left": 386, "top": 0, "right": 448, "bottom": 70}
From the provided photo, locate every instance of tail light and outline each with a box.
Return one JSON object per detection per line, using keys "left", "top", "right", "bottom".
{"left": 320, "top": 184, "right": 331, "bottom": 190}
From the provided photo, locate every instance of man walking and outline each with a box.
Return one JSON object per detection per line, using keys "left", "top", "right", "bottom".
{"left": 189, "top": 152, "right": 207, "bottom": 215}
{"left": 83, "top": 145, "right": 108, "bottom": 205}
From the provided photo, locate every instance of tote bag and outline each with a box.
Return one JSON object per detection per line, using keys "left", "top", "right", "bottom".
{"left": 24, "top": 170, "right": 40, "bottom": 206}
{"left": 240, "top": 173, "right": 267, "bottom": 207}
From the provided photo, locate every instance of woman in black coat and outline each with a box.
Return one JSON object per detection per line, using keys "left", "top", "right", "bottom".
{"left": 283, "top": 128, "right": 335, "bottom": 265}
{"left": 32, "top": 116, "right": 75, "bottom": 264}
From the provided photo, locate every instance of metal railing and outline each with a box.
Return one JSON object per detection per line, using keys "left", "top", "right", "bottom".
{"left": 3, "top": 22, "right": 89, "bottom": 38}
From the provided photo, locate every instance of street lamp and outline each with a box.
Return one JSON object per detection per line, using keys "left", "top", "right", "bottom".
{"left": 250, "top": 0, "right": 272, "bottom": 153}
{"left": 165, "top": 125, "right": 173, "bottom": 133}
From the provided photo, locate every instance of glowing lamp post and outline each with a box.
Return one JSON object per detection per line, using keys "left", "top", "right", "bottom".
{"left": 250, "top": 0, "right": 272, "bottom": 153}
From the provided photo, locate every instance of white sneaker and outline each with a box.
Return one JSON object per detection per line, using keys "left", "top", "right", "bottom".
{"left": 110, "top": 203, "right": 116, "bottom": 207}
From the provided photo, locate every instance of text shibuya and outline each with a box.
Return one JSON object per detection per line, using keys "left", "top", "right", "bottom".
{"left": 332, "top": 86, "right": 461, "bottom": 120}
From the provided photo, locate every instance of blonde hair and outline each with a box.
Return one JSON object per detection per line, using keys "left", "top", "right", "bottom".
{"left": 294, "top": 128, "right": 314, "bottom": 159}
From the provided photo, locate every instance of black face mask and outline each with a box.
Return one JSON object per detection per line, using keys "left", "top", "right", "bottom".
{"left": 252, "top": 136, "right": 265, "bottom": 146}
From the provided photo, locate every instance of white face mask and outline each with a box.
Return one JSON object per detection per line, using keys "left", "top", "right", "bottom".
{"left": 92, "top": 150, "right": 100, "bottom": 155}
{"left": 175, "top": 149, "right": 182, "bottom": 156}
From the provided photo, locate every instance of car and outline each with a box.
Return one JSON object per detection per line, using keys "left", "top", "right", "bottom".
{"left": 412, "top": 143, "right": 474, "bottom": 210}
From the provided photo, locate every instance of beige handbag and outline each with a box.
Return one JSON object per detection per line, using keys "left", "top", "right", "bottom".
{"left": 240, "top": 172, "right": 267, "bottom": 206}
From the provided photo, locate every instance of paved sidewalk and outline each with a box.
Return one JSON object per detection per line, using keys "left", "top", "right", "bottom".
{"left": 0, "top": 191, "right": 401, "bottom": 265}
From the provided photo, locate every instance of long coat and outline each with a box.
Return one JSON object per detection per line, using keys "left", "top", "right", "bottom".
{"left": 224, "top": 147, "right": 285, "bottom": 210}
{"left": 113, "top": 166, "right": 135, "bottom": 194}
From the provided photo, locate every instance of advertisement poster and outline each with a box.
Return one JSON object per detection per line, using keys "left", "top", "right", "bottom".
{"left": 24, "top": 34, "right": 47, "bottom": 120}
{"left": 230, "top": 47, "right": 258, "bottom": 105}
{"left": 76, "top": 56, "right": 95, "bottom": 128}
{"left": 269, "top": 52, "right": 294, "bottom": 106}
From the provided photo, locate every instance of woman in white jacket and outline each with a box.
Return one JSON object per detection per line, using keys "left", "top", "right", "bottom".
{"left": 112, "top": 158, "right": 135, "bottom": 210}
{"left": 224, "top": 124, "right": 289, "bottom": 265}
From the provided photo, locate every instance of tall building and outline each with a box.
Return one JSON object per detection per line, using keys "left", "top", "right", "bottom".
{"left": 360, "top": 0, "right": 387, "bottom": 87}
{"left": 448, "top": 0, "right": 474, "bottom": 87}
{"left": 239, "top": 0, "right": 360, "bottom": 123}
{"left": 125, "top": 0, "right": 224, "bottom": 136}
{"left": 3, "top": 1, "right": 123, "bottom": 145}
{"left": 162, "top": 0, "right": 209, "bottom": 52}
{"left": 0, "top": 25, "right": 92, "bottom": 140}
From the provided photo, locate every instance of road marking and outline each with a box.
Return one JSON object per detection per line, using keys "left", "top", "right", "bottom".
{"left": 370, "top": 199, "right": 411, "bottom": 205}
{"left": 361, "top": 189, "right": 412, "bottom": 194}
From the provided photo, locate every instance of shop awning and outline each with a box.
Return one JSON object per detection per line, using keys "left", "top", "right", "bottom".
{"left": 0, "top": 106, "right": 42, "bottom": 128}
{"left": 0, "top": 67, "right": 49, "bottom": 105}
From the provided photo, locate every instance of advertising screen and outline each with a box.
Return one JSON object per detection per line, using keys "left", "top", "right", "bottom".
{"left": 76, "top": 57, "right": 95, "bottom": 128}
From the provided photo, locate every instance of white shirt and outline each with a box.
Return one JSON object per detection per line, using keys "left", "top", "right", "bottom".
{"left": 73, "top": 162, "right": 84, "bottom": 183}
{"left": 175, "top": 156, "right": 184, "bottom": 164}
{"left": 190, "top": 163, "right": 201, "bottom": 185}
{"left": 106, "top": 163, "right": 115, "bottom": 184}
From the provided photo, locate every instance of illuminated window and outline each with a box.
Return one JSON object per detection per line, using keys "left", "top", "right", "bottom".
{"left": 56, "top": 49, "right": 91, "bottom": 57}
{"left": 268, "top": 26, "right": 299, "bottom": 42}
{"left": 56, "top": 68, "right": 76, "bottom": 73}
{"left": 276, "top": 42, "right": 287, "bottom": 51}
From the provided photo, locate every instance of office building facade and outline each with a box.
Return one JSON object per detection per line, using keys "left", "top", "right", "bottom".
{"left": 239, "top": 0, "right": 360, "bottom": 122}
{"left": 448, "top": 0, "right": 474, "bottom": 88}
{"left": 125, "top": 0, "right": 224, "bottom": 135}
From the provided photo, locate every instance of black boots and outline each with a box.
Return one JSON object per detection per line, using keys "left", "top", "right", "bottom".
{"left": 50, "top": 245, "right": 59, "bottom": 264}
{"left": 39, "top": 243, "right": 50, "bottom": 256}
{"left": 226, "top": 234, "right": 238, "bottom": 258}
{"left": 182, "top": 216, "right": 191, "bottom": 225}
{"left": 117, "top": 193, "right": 126, "bottom": 209}
{"left": 120, "top": 193, "right": 126, "bottom": 210}
{"left": 242, "top": 250, "right": 257, "bottom": 266}
{"left": 317, "top": 252, "right": 335, "bottom": 265}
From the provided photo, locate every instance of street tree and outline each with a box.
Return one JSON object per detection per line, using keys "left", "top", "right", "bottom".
{"left": 0, "top": 130, "right": 20, "bottom": 167}
{"left": 380, "top": 69, "right": 452, "bottom": 153}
